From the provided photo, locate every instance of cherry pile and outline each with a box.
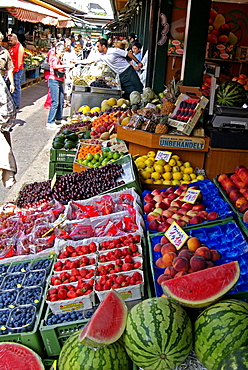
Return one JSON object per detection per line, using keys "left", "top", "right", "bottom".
{"left": 17, "top": 164, "right": 124, "bottom": 207}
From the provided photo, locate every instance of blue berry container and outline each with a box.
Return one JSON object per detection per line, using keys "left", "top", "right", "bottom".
{"left": 8, "top": 261, "right": 31, "bottom": 274}
{"left": 0, "top": 308, "right": 11, "bottom": 335}
{"left": 16, "top": 286, "right": 43, "bottom": 308}
{"left": 23, "top": 269, "right": 46, "bottom": 288}
{"left": 0, "top": 289, "right": 18, "bottom": 309}
{"left": 7, "top": 304, "right": 37, "bottom": 333}
{"left": 1, "top": 273, "right": 25, "bottom": 290}
{"left": 30, "top": 257, "right": 53, "bottom": 275}
{"left": 0, "top": 264, "right": 9, "bottom": 276}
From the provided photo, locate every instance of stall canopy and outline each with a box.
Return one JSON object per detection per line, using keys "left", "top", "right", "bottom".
{"left": 0, "top": 0, "right": 74, "bottom": 27}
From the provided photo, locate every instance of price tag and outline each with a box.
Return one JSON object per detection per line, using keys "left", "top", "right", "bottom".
{"left": 155, "top": 150, "right": 172, "bottom": 162}
{"left": 51, "top": 173, "right": 57, "bottom": 190}
{"left": 183, "top": 188, "right": 201, "bottom": 204}
{"left": 17, "top": 284, "right": 22, "bottom": 288}
{"left": 165, "top": 222, "right": 189, "bottom": 250}
{"left": 21, "top": 268, "right": 26, "bottom": 272}
{"left": 49, "top": 360, "right": 57, "bottom": 370}
{"left": 8, "top": 304, "right": 15, "bottom": 309}
{"left": 0, "top": 326, "right": 6, "bottom": 330}
{"left": 110, "top": 141, "right": 128, "bottom": 153}
{"left": 34, "top": 299, "right": 39, "bottom": 304}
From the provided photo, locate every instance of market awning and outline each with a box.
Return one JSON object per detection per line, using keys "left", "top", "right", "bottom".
{"left": 0, "top": 0, "right": 74, "bottom": 27}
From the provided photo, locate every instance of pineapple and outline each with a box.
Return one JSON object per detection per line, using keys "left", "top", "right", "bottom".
{"left": 155, "top": 114, "right": 168, "bottom": 134}
{"left": 161, "top": 78, "right": 180, "bottom": 115}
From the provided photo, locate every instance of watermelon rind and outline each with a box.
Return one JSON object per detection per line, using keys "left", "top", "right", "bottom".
{"left": 59, "top": 331, "right": 131, "bottom": 370}
{"left": 0, "top": 342, "right": 44, "bottom": 370}
{"left": 161, "top": 261, "right": 240, "bottom": 308}
{"left": 194, "top": 299, "right": 248, "bottom": 370}
{"left": 78, "top": 289, "right": 128, "bottom": 348}
{"left": 217, "top": 346, "right": 248, "bottom": 370}
{"left": 215, "top": 80, "right": 247, "bottom": 107}
{"left": 123, "top": 297, "right": 193, "bottom": 370}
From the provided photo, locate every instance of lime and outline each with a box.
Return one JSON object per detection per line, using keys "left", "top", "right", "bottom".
{"left": 99, "top": 156, "right": 104, "bottom": 162}
{"left": 82, "top": 159, "right": 89, "bottom": 165}
{"left": 102, "top": 160, "right": 109, "bottom": 166}
{"left": 119, "top": 152, "right": 125, "bottom": 156}
{"left": 113, "top": 152, "right": 120, "bottom": 160}
{"left": 86, "top": 153, "right": 93, "bottom": 161}
{"left": 107, "top": 151, "right": 114, "bottom": 159}
{"left": 93, "top": 163, "right": 100, "bottom": 167}
{"left": 103, "top": 151, "right": 109, "bottom": 158}
{"left": 91, "top": 159, "right": 97, "bottom": 165}
{"left": 94, "top": 153, "right": 100, "bottom": 160}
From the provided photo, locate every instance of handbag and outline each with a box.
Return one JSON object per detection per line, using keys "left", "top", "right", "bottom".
{"left": 54, "top": 69, "right": 65, "bottom": 78}
{"left": 40, "top": 58, "right": 50, "bottom": 71}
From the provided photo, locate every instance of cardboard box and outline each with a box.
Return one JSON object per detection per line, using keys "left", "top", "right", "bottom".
{"left": 168, "top": 86, "right": 209, "bottom": 136}
{"left": 235, "top": 46, "right": 248, "bottom": 61}
{"left": 168, "top": 39, "right": 184, "bottom": 55}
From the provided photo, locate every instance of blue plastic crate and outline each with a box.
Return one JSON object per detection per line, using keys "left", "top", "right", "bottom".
{"left": 26, "top": 68, "right": 40, "bottom": 79}
{"left": 148, "top": 219, "right": 248, "bottom": 297}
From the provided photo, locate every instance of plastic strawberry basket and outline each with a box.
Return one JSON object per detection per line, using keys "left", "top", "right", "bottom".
{"left": 143, "top": 179, "right": 234, "bottom": 233}
{"left": 148, "top": 218, "right": 248, "bottom": 298}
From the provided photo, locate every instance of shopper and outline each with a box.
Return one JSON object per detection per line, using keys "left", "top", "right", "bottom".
{"left": 62, "top": 38, "right": 77, "bottom": 107}
{"left": 8, "top": 33, "right": 24, "bottom": 109}
{"left": 77, "top": 34, "right": 84, "bottom": 49}
{"left": 47, "top": 43, "right": 73, "bottom": 129}
{"left": 43, "top": 38, "right": 57, "bottom": 109}
{"left": 84, "top": 36, "right": 93, "bottom": 58}
{"left": 94, "top": 38, "right": 143, "bottom": 99}
{"left": 128, "top": 32, "right": 138, "bottom": 51}
{"left": 0, "top": 32, "right": 15, "bottom": 93}
{"left": 130, "top": 42, "right": 143, "bottom": 75}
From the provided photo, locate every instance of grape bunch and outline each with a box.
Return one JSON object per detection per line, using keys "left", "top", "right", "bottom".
{"left": 8, "top": 305, "right": 36, "bottom": 332}
{"left": 56, "top": 121, "right": 92, "bottom": 135}
{"left": 90, "top": 78, "right": 111, "bottom": 88}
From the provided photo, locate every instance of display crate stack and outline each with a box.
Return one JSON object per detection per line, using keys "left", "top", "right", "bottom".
{"left": 48, "top": 148, "right": 76, "bottom": 179}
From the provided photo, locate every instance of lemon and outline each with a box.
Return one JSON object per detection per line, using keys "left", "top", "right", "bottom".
{"left": 145, "top": 179, "right": 154, "bottom": 184}
{"left": 184, "top": 167, "right": 194, "bottom": 174}
{"left": 162, "top": 172, "right": 172, "bottom": 180}
{"left": 172, "top": 154, "right": 180, "bottom": 161}
{"left": 181, "top": 180, "right": 190, "bottom": 184}
{"left": 172, "top": 166, "right": 180, "bottom": 173}
{"left": 172, "top": 179, "right": 181, "bottom": 186}
{"left": 169, "top": 158, "right": 176, "bottom": 166}
{"left": 197, "top": 175, "right": 205, "bottom": 181}
{"left": 176, "top": 160, "right": 183, "bottom": 167}
{"left": 164, "top": 164, "right": 171, "bottom": 172}
{"left": 183, "top": 173, "right": 191, "bottom": 181}
{"left": 180, "top": 165, "right": 185, "bottom": 173}
{"left": 184, "top": 161, "right": 191, "bottom": 168}
{"left": 140, "top": 171, "right": 151, "bottom": 180}
{"left": 156, "top": 159, "right": 166, "bottom": 166}
{"left": 142, "top": 155, "right": 148, "bottom": 160}
{"left": 173, "top": 172, "right": 182, "bottom": 180}
{"left": 148, "top": 151, "right": 156, "bottom": 157}
{"left": 144, "top": 158, "right": 154, "bottom": 167}
{"left": 145, "top": 166, "right": 154, "bottom": 174}
{"left": 135, "top": 156, "right": 145, "bottom": 163}
{"left": 154, "top": 179, "right": 163, "bottom": 184}
{"left": 151, "top": 172, "right": 161, "bottom": 180}
{"left": 191, "top": 179, "right": 198, "bottom": 183}
{"left": 163, "top": 180, "right": 172, "bottom": 185}
{"left": 136, "top": 162, "right": 146, "bottom": 170}
{"left": 154, "top": 164, "right": 164, "bottom": 173}
{"left": 190, "top": 173, "right": 197, "bottom": 180}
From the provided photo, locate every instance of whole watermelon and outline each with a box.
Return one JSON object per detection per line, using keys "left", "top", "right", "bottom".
{"left": 123, "top": 297, "right": 192, "bottom": 370}
{"left": 215, "top": 81, "right": 247, "bottom": 107}
{"left": 217, "top": 346, "right": 248, "bottom": 370}
{"left": 58, "top": 331, "right": 131, "bottom": 370}
{"left": 194, "top": 299, "right": 248, "bottom": 370}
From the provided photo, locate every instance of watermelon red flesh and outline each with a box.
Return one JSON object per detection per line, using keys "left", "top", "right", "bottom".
{"left": 162, "top": 261, "right": 240, "bottom": 308}
{"left": 0, "top": 342, "right": 44, "bottom": 370}
{"left": 79, "top": 289, "right": 128, "bottom": 347}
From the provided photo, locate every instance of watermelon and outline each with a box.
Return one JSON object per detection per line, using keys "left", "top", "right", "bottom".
{"left": 161, "top": 261, "right": 240, "bottom": 308}
{"left": 78, "top": 289, "right": 128, "bottom": 347}
{"left": 217, "top": 346, "right": 248, "bottom": 370}
{"left": 0, "top": 342, "right": 44, "bottom": 370}
{"left": 215, "top": 81, "right": 247, "bottom": 107}
{"left": 58, "top": 331, "right": 131, "bottom": 370}
{"left": 194, "top": 299, "right": 248, "bottom": 370}
{"left": 123, "top": 297, "right": 192, "bottom": 370}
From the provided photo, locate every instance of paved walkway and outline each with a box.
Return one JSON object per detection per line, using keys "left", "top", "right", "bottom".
{"left": 0, "top": 80, "right": 70, "bottom": 205}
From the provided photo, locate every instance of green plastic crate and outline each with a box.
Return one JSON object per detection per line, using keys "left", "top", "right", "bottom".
{"left": 50, "top": 148, "right": 76, "bottom": 163}
{"left": 49, "top": 161, "right": 73, "bottom": 179}
{"left": 43, "top": 359, "right": 57, "bottom": 369}
{"left": 237, "top": 215, "right": 248, "bottom": 241}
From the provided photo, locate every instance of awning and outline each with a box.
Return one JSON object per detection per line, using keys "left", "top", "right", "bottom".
{"left": 0, "top": 0, "right": 74, "bottom": 27}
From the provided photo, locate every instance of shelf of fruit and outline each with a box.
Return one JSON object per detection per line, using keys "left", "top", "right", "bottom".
{"left": 23, "top": 49, "right": 43, "bottom": 70}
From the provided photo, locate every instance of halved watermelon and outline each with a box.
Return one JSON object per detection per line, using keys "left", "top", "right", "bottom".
{"left": 79, "top": 289, "right": 128, "bottom": 347}
{"left": 0, "top": 342, "right": 44, "bottom": 369}
{"left": 162, "top": 261, "right": 240, "bottom": 308}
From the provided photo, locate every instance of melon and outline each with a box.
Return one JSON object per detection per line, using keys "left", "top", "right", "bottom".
{"left": 215, "top": 81, "right": 246, "bottom": 107}
{"left": 78, "top": 289, "right": 128, "bottom": 347}
{"left": 162, "top": 261, "right": 240, "bottom": 308}
{"left": 194, "top": 299, "right": 248, "bottom": 370}
{"left": 123, "top": 297, "right": 192, "bottom": 370}
{"left": 217, "top": 346, "right": 248, "bottom": 370}
{"left": 0, "top": 342, "right": 44, "bottom": 370}
{"left": 59, "top": 331, "right": 131, "bottom": 370}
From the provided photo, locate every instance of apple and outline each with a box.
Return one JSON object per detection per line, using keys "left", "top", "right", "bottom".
{"left": 206, "top": 212, "right": 219, "bottom": 220}
{"left": 144, "top": 201, "right": 156, "bottom": 213}
{"left": 181, "top": 203, "right": 193, "bottom": 210}
{"left": 176, "top": 219, "right": 187, "bottom": 228}
{"left": 218, "top": 174, "right": 228, "bottom": 183}
{"left": 162, "top": 210, "right": 174, "bottom": 218}
{"left": 171, "top": 200, "right": 183, "bottom": 208}
{"left": 189, "top": 216, "right": 204, "bottom": 225}
{"left": 243, "top": 210, "right": 248, "bottom": 223}
{"left": 235, "top": 165, "right": 246, "bottom": 175}
{"left": 148, "top": 219, "right": 159, "bottom": 231}
{"left": 153, "top": 194, "right": 164, "bottom": 203}
{"left": 177, "top": 209, "right": 187, "bottom": 216}
{"left": 181, "top": 215, "right": 191, "bottom": 223}
{"left": 230, "top": 174, "right": 239, "bottom": 182}
{"left": 240, "top": 202, "right": 248, "bottom": 213}
{"left": 157, "top": 222, "right": 170, "bottom": 232}
{"left": 147, "top": 212, "right": 160, "bottom": 221}
{"left": 197, "top": 210, "right": 209, "bottom": 219}
{"left": 230, "top": 193, "right": 243, "bottom": 205}
{"left": 154, "top": 207, "right": 163, "bottom": 215}
{"left": 229, "top": 189, "right": 242, "bottom": 201}
{"left": 151, "top": 189, "right": 161, "bottom": 196}
{"left": 186, "top": 210, "right": 198, "bottom": 217}
{"left": 167, "top": 206, "right": 179, "bottom": 212}
{"left": 160, "top": 191, "right": 168, "bottom": 198}
{"left": 174, "top": 188, "right": 183, "bottom": 196}
{"left": 155, "top": 202, "right": 168, "bottom": 210}
{"left": 240, "top": 187, "right": 248, "bottom": 195}
{"left": 144, "top": 193, "right": 154, "bottom": 202}
{"left": 157, "top": 215, "right": 168, "bottom": 223}
{"left": 179, "top": 184, "right": 189, "bottom": 190}
{"left": 165, "top": 187, "right": 175, "bottom": 194}
{"left": 226, "top": 184, "right": 239, "bottom": 195}
{"left": 162, "top": 198, "right": 172, "bottom": 207}
{"left": 167, "top": 193, "right": 178, "bottom": 200}
{"left": 172, "top": 213, "right": 182, "bottom": 221}
{"left": 221, "top": 178, "right": 234, "bottom": 190}
{"left": 166, "top": 217, "right": 175, "bottom": 224}
{"left": 192, "top": 204, "right": 205, "bottom": 212}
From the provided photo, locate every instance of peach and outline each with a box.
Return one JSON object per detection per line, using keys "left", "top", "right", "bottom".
{"left": 164, "top": 266, "right": 177, "bottom": 278}
{"left": 206, "top": 260, "right": 214, "bottom": 268}
{"left": 155, "top": 257, "right": 167, "bottom": 269}
{"left": 144, "top": 193, "right": 154, "bottom": 202}
{"left": 160, "top": 235, "right": 170, "bottom": 244}
{"left": 172, "top": 256, "right": 189, "bottom": 272}
{"left": 157, "top": 274, "right": 172, "bottom": 285}
{"left": 187, "top": 237, "right": 201, "bottom": 252}
{"left": 236, "top": 197, "right": 248, "bottom": 208}
{"left": 153, "top": 243, "right": 164, "bottom": 253}
{"left": 157, "top": 222, "right": 170, "bottom": 232}
{"left": 243, "top": 210, "right": 248, "bottom": 223}
{"left": 217, "top": 174, "right": 228, "bottom": 183}
{"left": 226, "top": 184, "right": 239, "bottom": 195}
{"left": 174, "top": 271, "right": 188, "bottom": 278}
{"left": 161, "top": 243, "right": 177, "bottom": 255}
{"left": 178, "top": 249, "right": 193, "bottom": 260}
{"left": 240, "top": 202, "right": 248, "bottom": 213}
{"left": 189, "top": 216, "right": 204, "bottom": 225}
{"left": 195, "top": 246, "right": 212, "bottom": 260}
{"left": 162, "top": 252, "right": 177, "bottom": 267}
{"left": 210, "top": 249, "right": 222, "bottom": 261}
{"left": 190, "top": 255, "right": 206, "bottom": 271}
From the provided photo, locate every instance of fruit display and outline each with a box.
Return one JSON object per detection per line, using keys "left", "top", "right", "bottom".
{"left": 171, "top": 99, "right": 198, "bottom": 123}
{"left": 194, "top": 299, "right": 248, "bottom": 370}
{"left": 24, "top": 49, "right": 43, "bottom": 69}
{"left": 162, "top": 261, "right": 239, "bottom": 308}
{"left": 52, "top": 130, "right": 79, "bottom": 150}
{"left": 90, "top": 111, "right": 120, "bottom": 139}
{"left": 0, "top": 342, "right": 45, "bottom": 370}
{"left": 216, "top": 165, "right": 248, "bottom": 213}
{"left": 76, "top": 150, "right": 126, "bottom": 168}
{"left": 160, "top": 78, "right": 181, "bottom": 114}
{"left": 123, "top": 297, "right": 193, "bottom": 369}
{"left": 78, "top": 290, "right": 128, "bottom": 347}
{"left": 143, "top": 181, "right": 229, "bottom": 232}
{"left": 207, "top": 8, "right": 238, "bottom": 45}
{"left": 58, "top": 331, "right": 130, "bottom": 370}
{"left": 232, "top": 74, "right": 248, "bottom": 90}
{"left": 215, "top": 80, "right": 247, "bottom": 107}
{"left": 135, "top": 151, "right": 204, "bottom": 186}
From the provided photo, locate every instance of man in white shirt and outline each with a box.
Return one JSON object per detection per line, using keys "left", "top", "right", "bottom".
{"left": 88, "top": 38, "right": 143, "bottom": 99}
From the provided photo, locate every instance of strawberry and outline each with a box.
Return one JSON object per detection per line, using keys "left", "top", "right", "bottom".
{"left": 58, "top": 289, "right": 67, "bottom": 300}
{"left": 122, "top": 263, "right": 133, "bottom": 271}
{"left": 124, "top": 255, "right": 133, "bottom": 263}
{"left": 89, "top": 242, "right": 97, "bottom": 253}
{"left": 67, "top": 291, "right": 78, "bottom": 299}
{"left": 66, "top": 245, "right": 74, "bottom": 254}
{"left": 133, "top": 262, "right": 142, "bottom": 269}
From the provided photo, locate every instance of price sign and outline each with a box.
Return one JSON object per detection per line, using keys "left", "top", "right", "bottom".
{"left": 155, "top": 150, "right": 172, "bottom": 162}
{"left": 165, "top": 222, "right": 189, "bottom": 250}
{"left": 49, "top": 360, "right": 57, "bottom": 370}
{"left": 51, "top": 173, "right": 57, "bottom": 190}
{"left": 183, "top": 188, "right": 201, "bottom": 204}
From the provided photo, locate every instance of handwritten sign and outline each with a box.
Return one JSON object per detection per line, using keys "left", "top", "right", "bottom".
{"left": 183, "top": 188, "right": 201, "bottom": 204}
{"left": 155, "top": 150, "right": 172, "bottom": 162}
{"left": 165, "top": 222, "right": 189, "bottom": 250}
